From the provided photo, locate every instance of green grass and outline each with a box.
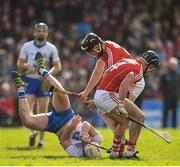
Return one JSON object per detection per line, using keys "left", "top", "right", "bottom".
{"left": 0, "top": 127, "right": 179, "bottom": 166}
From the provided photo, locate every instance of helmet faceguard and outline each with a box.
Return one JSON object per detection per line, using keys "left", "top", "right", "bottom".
{"left": 81, "top": 33, "right": 103, "bottom": 56}
{"left": 141, "top": 50, "right": 160, "bottom": 73}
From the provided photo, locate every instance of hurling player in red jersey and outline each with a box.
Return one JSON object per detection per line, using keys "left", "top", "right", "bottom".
{"left": 79, "top": 32, "right": 133, "bottom": 101}
{"left": 78, "top": 33, "right": 145, "bottom": 155}
{"left": 93, "top": 51, "right": 160, "bottom": 159}
{"left": 78, "top": 33, "right": 160, "bottom": 158}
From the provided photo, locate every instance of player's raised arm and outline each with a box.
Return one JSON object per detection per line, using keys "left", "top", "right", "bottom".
{"left": 59, "top": 115, "right": 81, "bottom": 149}
{"left": 79, "top": 59, "right": 105, "bottom": 100}
{"left": 17, "top": 45, "right": 36, "bottom": 74}
{"left": 48, "top": 60, "right": 61, "bottom": 75}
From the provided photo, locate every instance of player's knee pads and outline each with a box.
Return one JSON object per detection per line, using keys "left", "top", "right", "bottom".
{"left": 66, "top": 145, "right": 83, "bottom": 157}
{"left": 91, "top": 132, "right": 103, "bottom": 145}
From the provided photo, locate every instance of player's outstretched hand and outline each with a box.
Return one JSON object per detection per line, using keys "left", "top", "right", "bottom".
{"left": 65, "top": 91, "right": 80, "bottom": 97}
{"left": 83, "top": 100, "right": 96, "bottom": 112}
{"left": 118, "top": 107, "right": 128, "bottom": 118}
{"left": 78, "top": 91, "right": 88, "bottom": 101}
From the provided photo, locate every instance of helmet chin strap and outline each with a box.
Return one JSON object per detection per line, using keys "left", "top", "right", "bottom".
{"left": 143, "top": 65, "right": 148, "bottom": 76}
{"left": 144, "top": 64, "right": 156, "bottom": 75}
{"left": 92, "top": 43, "right": 103, "bottom": 56}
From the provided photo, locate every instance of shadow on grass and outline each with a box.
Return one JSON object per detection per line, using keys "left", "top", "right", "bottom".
{"left": 6, "top": 146, "right": 38, "bottom": 151}
{"left": 9, "top": 155, "right": 113, "bottom": 160}
{"left": 10, "top": 155, "right": 66, "bottom": 159}
{"left": 9, "top": 154, "right": 143, "bottom": 161}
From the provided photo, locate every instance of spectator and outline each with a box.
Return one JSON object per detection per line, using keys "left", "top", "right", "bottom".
{"left": 17, "top": 23, "right": 61, "bottom": 148}
{"left": 0, "top": 82, "right": 16, "bottom": 126}
{"left": 0, "top": 0, "right": 179, "bottom": 127}
{"left": 160, "top": 57, "right": 180, "bottom": 128}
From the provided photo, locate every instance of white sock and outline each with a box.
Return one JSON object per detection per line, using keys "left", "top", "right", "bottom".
{"left": 30, "top": 130, "right": 37, "bottom": 137}
{"left": 18, "top": 87, "right": 26, "bottom": 99}
{"left": 91, "top": 132, "right": 103, "bottom": 145}
{"left": 39, "top": 68, "right": 49, "bottom": 78}
{"left": 39, "top": 139, "right": 43, "bottom": 144}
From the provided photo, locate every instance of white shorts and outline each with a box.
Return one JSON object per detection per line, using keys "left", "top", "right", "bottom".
{"left": 129, "top": 77, "right": 145, "bottom": 101}
{"left": 94, "top": 78, "right": 145, "bottom": 113}
{"left": 94, "top": 90, "right": 119, "bottom": 113}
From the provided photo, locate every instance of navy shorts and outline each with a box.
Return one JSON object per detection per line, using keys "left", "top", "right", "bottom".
{"left": 24, "top": 76, "right": 51, "bottom": 97}
{"left": 45, "top": 108, "right": 75, "bottom": 133}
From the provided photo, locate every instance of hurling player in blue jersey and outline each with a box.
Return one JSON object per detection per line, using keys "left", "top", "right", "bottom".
{"left": 17, "top": 22, "right": 61, "bottom": 148}
{"left": 12, "top": 52, "right": 102, "bottom": 157}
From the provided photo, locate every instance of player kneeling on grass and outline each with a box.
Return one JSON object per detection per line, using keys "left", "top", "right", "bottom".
{"left": 11, "top": 52, "right": 102, "bottom": 157}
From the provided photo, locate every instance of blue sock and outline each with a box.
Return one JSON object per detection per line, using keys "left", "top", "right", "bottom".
{"left": 18, "top": 87, "right": 26, "bottom": 99}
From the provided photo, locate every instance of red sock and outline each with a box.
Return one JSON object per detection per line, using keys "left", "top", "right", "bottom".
{"left": 128, "top": 141, "right": 136, "bottom": 152}
{"left": 111, "top": 139, "right": 121, "bottom": 153}
{"left": 119, "top": 144, "right": 125, "bottom": 154}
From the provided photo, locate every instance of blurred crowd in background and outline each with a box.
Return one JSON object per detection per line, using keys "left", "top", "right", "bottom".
{"left": 0, "top": 0, "right": 179, "bottom": 127}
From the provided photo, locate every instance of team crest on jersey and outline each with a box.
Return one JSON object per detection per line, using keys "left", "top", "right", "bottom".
{"left": 72, "top": 131, "right": 81, "bottom": 140}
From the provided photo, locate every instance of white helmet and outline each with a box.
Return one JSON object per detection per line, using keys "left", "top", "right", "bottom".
{"left": 84, "top": 142, "right": 101, "bottom": 157}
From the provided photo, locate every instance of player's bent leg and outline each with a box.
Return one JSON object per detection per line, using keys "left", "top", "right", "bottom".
{"left": 27, "top": 114, "right": 49, "bottom": 131}
{"left": 19, "top": 99, "right": 49, "bottom": 131}
{"left": 52, "top": 89, "right": 70, "bottom": 111}
{"left": 11, "top": 71, "right": 31, "bottom": 127}
{"left": 99, "top": 111, "right": 126, "bottom": 156}
{"left": 36, "top": 97, "right": 50, "bottom": 148}
{"left": 99, "top": 111, "right": 117, "bottom": 131}
{"left": 107, "top": 107, "right": 128, "bottom": 129}
{"left": 124, "top": 99, "right": 145, "bottom": 143}
{"left": 94, "top": 90, "right": 128, "bottom": 158}
{"left": 124, "top": 98, "right": 145, "bottom": 122}
{"left": 124, "top": 99, "right": 144, "bottom": 159}
{"left": 109, "top": 124, "right": 126, "bottom": 159}
{"left": 11, "top": 71, "right": 37, "bottom": 146}
{"left": 106, "top": 108, "right": 128, "bottom": 159}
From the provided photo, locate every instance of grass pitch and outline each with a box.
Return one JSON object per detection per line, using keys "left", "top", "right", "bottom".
{"left": 0, "top": 127, "right": 179, "bottom": 166}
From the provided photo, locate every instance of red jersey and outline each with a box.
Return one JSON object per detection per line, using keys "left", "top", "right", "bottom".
{"left": 97, "top": 58, "right": 143, "bottom": 93}
{"left": 99, "top": 41, "right": 133, "bottom": 68}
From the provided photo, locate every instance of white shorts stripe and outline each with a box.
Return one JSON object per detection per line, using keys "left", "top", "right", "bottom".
{"left": 109, "top": 92, "right": 119, "bottom": 104}
{"left": 107, "top": 47, "right": 113, "bottom": 68}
